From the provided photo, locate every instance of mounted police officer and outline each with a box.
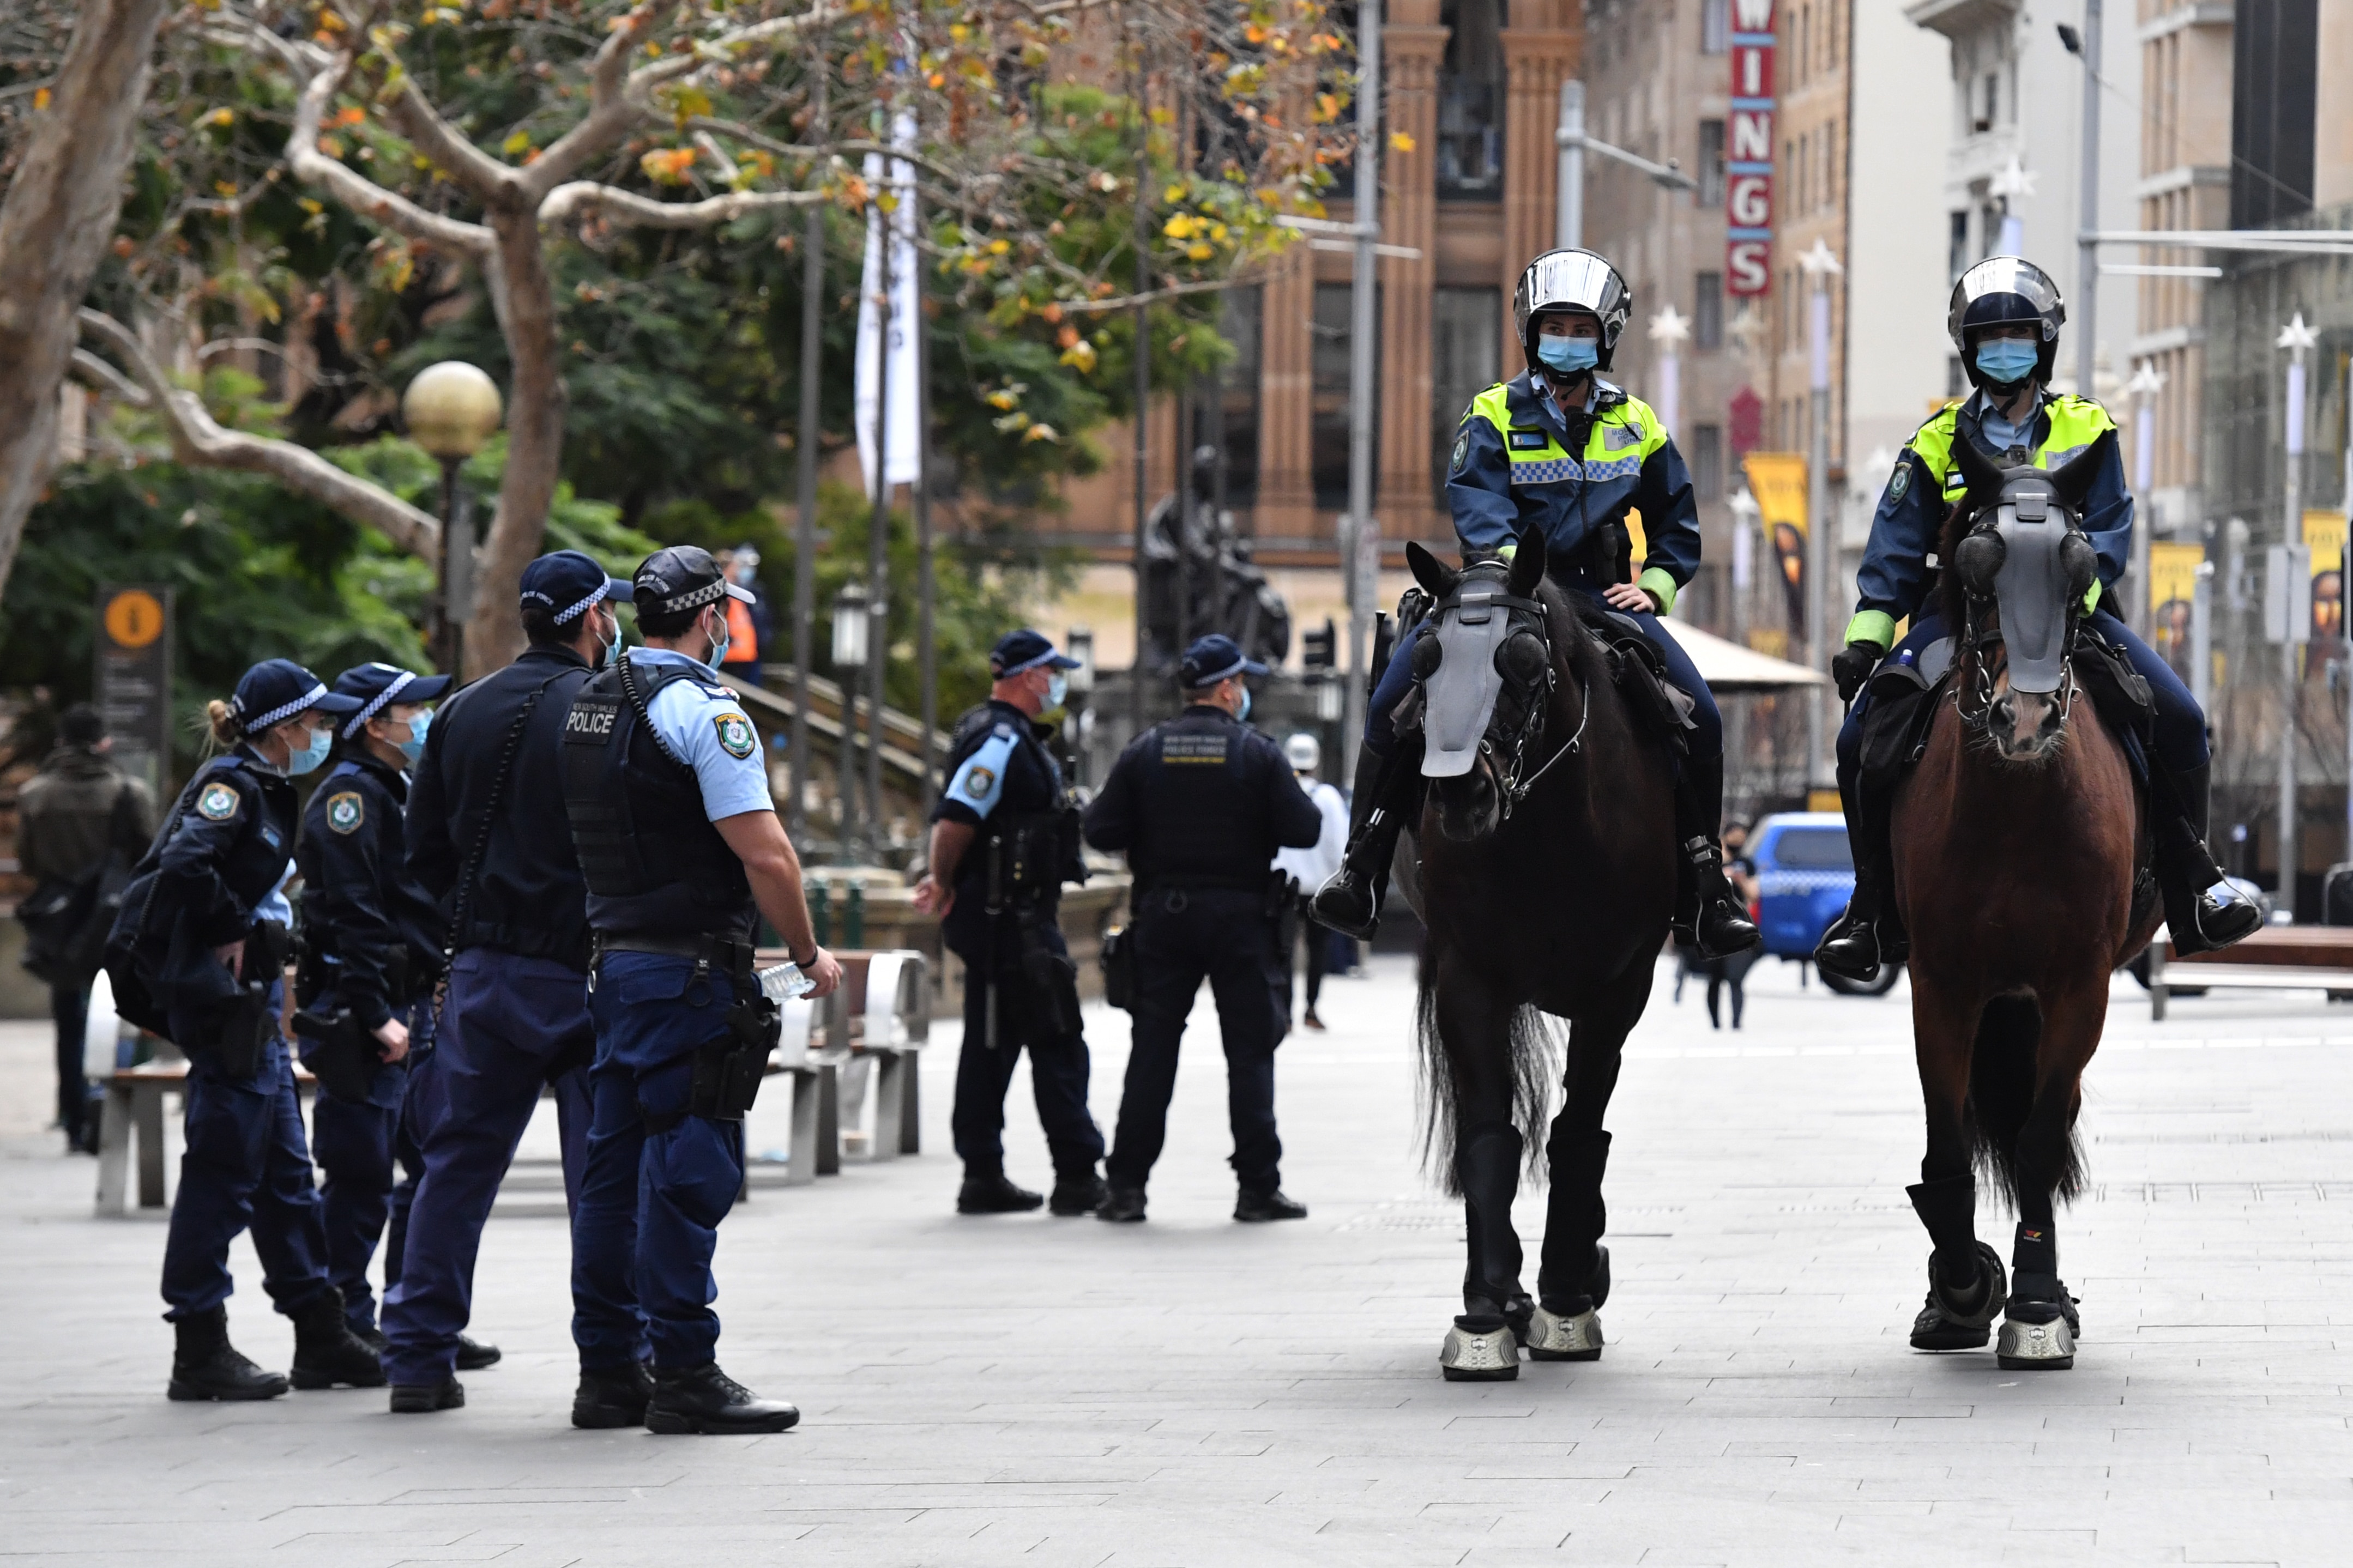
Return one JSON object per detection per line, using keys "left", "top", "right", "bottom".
{"left": 911, "top": 629, "right": 1106, "bottom": 1218}
{"left": 383, "top": 551, "right": 633, "bottom": 1419}
{"left": 1082, "top": 634, "right": 1322, "bottom": 1224}
{"left": 1312, "top": 248, "right": 1757, "bottom": 960}
{"left": 1813, "top": 257, "right": 2259, "bottom": 980}
{"left": 293, "top": 661, "right": 475, "bottom": 1362}
{"left": 105, "top": 659, "right": 383, "bottom": 1401}
{"left": 562, "top": 544, "right": 842, "bottom": 1435}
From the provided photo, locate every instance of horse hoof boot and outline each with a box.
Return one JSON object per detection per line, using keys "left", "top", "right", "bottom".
{"left": 1439, "top": 1315, "right": 1520, "bottom": 1381}
{"left": 1524, "top": 1305, "right": 1604, "bottom": 1361}
{"left": 1909, "top": 1242, "right": 2007, "bottom": 1351}
{"left": 1996, "top": 1314, "right": 2077, "bottom": 1371}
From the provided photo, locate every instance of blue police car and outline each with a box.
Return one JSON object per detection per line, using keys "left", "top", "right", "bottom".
{"left": 1747, "top": 811, "right": 1900, "bottom": 996}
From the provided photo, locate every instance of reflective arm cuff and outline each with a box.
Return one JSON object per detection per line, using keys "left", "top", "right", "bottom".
{"left": 1844, "top": 610, "right": 1897, "bottom": 650}
{"left": 2084, "top": 579, "right": 2102, "bottom": 614}
{"left": 1636, "top": 567, "right": 1678, "bottom": 616}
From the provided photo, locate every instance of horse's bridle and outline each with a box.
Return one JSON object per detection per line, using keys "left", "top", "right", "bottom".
{"left": 1461, "top": 589, "right": 1585, "bottom": 820}
{"left": 1950, "top": 510, "right": 2083, "bottom": 736}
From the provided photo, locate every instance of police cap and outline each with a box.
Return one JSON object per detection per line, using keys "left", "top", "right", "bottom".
{"left": 631, "top": 545, "right": 755, "bottom": 619}
{"left": 1179, "top": 633, "right": 1267, "bottom": 689}
{"left": 990, "top": 628, "right": 1081, "bottom": 677}
{"left": 520, "top": 549, "right": 635, "bottom": 625}
{"left": 231, "top": 658, "right": 364, "bottom": 734}
{"left": 330, "top": 662, "right": 454, "bottom": 738}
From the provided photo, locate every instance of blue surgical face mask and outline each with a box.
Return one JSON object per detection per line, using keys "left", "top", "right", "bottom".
{"left": 600, "top": 608, "right": 623, "bottom": 669}
{"left": 1046, "top": 671, "right": 1069, "bottom": 709}
{"left": 1975, "top": 338, "right": 2040, "bottom": 385}
{"left": 1236, "top": 687, "right": 1253, "bottom": 724}
{"left": 705, "top": 608, "right": 731, "bottom": 670}
{"left": 396, "top": 707, "right": 432, "bottom": 766}
{"left": 1538, "top": 335, "right": 1600, "bottom": 374}
{"left": 287, "top": 726, "right": 331, "bottom": 777}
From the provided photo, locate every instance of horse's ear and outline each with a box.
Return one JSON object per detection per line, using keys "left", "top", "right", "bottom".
{"left": 2049, "top": 427, "right": 2117, "bottom": 514}
{"left": 1952, "top": 421, "right": 2007, "bottom": 512}
{"left": 1506, "top": 526, "right": 1547, "bottom": 599}
{"left": 1407, "top": 540, "right": 1456, "bottom": 598}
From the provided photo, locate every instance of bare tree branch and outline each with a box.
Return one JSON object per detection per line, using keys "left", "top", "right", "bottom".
{"left": 69, "top": 346, "right": 149, "bottom": 404}
{"left": 286, "top": 50, "right": 494, "bottom": 256}
{"left": 375, "top": 73, "right": 522, "bottom": 205}
{"left": 539, "top": 180, "right": 829, "bottom": 229}
{"left": 517, "top": 0, "right": 684, "bottom": 201}
{"left": 78, "top": 308, "right": 442, "bottom": 561}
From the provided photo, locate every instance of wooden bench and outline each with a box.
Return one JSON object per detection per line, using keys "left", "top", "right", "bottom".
{"left": 95, "top": 1061, "right": 323, "bottom": 1218}
{"left": 2146, "top": 927, "right": 2353, "bottom": 1020}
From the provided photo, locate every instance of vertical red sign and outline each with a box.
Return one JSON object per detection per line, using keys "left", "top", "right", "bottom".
{"left": 1724, "top": 0, "right": 1776, "bottom": 298}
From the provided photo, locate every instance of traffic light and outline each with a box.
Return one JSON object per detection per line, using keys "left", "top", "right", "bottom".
{"left": 1302, "top": 617, "right": 1337, "bottom": 670}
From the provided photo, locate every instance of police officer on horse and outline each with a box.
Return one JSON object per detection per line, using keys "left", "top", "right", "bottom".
{"left": 1311, "top": 248, "right": 1757, "bottom": 959}
{"left": 1814, "top": 257, "right": 2259, "bottom": 979}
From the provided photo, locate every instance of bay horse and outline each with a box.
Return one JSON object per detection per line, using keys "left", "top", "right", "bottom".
{"left": 1891, "top": 430, "right": 2157, "bottom": 1371}
{"left": 1395, "top": 526, "right": 1678, "bottom": 1381}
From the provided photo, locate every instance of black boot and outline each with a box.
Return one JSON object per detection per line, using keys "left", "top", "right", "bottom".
{"left": 1234, "top": 1185, "right": 1308, "bottom": 1221}
{"left": 572, "top": 1360, "right": 655, "bottom": 1430}
{"left": 645, "top": 1363, "right": 801, "bottom": 1435}
{"left": 1815, "top": 771, "right": 1902, "bottom": 981}
{"left": 1310, "top": 739, "right": 1420, "bottom": 941}
{"left": 289, "top": 1292, "right": 387, "bottom": 1390}
{"left": 957, "top": 1169, "right": 1045, "bottom": 1215}
{"left": 167, "top": 1306, "right": 289, "bottom": 1402}
{"left": 1048, "top": 1170, "right": 1109, "bottom": 1216}
{"left": 455, "top": 1333, "right": 502, "bottom": 1370}
{"left": 2158, "top": 764, "right": 2261, "bottom": 954}
{"left": 1671, "top": 756, "right": 1760, "bottom": 959}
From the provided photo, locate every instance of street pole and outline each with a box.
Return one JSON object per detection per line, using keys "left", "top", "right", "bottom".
{"left": 2128, "top": 359, "right": 2163, "bottom": 633}
{"left": 791, "top": 79, "right": 823, "bottom": 850}
{"left": 1800, "top": 240, "right": 1842, "bottom": 796}
{"left": 914, "top": 186, "right": 937, "bottom": 819}
{"left": 1129, "top": 61, "right": 1151, "bottom": 743}
{"left": 1342, "top": 0, "right": 1381, "bottom": 765}
{"left": 2073, "top": 0, "right": 2102, "bottom": 398}
{"left": 434, "top": 457, "right": 473, "bottom": 678}
{"left": 865, "top": 192, "right": 892, "bottom": 865}
{"left": 2280, "top": 313, "right": 2314, "bottom": 917}
{"left": 1556, "top": 78, "right": 1583, "bottom": 250}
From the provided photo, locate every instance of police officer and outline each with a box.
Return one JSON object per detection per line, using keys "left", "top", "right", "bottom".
{"left": 1813, "top": 257, "right": 2259, "bottom": 979}
{"left": 1082, "top": 634, "right": 1323, "bottom": 1223}
{"left": 911, "top": 630, "right": 1107, "bottom": 1218}
{"left": 1312, "top": 248, "right": 1757, "bottom": 960}
{"left": 383, "top": 552, "right": 635, "bottom": 1418}
{"left": 562, "top": 545, "right": 842, "bottom": 1435}
{"left": 105, "top": 659, "right": 383, "bottom": 1400}
{"left": 293, "top": 661, "right": 497, "bottom": 1369}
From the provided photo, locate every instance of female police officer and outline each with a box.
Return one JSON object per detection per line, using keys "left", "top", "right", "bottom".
{"left": 294, "top": 661, "right": 499, "bottom": 1373}
{"left": 106, "top": 658, "right": 385, "bottom": 1401}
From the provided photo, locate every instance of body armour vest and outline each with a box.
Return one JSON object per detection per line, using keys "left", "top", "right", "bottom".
{"left": 560, "top": 657, "right": 756, "bottom": 941}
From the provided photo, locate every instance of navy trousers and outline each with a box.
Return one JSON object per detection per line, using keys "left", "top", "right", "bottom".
{"left": 948, "top": 920, "right": 1105, "bottom": 1180}
{"left": 578, "top": 951, "right": 756, "bottom": 1371}
{"left": 301, "top": 1001, "right": 433, "bottom": 1334}
{"left": 160, "top": 983, "right": 335, "bottom": 1321}
{"left": 53, "top": 979, "right": 92, "bottom": 1145}
{"left": 1368, "top": 588, "right": 1723, "bottom": 759}
{"left": 1107, "top": 888, "right": 1284, "bottom": 1194}
{"left": 1836, "top": 608, "right": 2208, "bottom": 782}
{"left": 381, "top": 951, "right": 602, "bottom": 1387}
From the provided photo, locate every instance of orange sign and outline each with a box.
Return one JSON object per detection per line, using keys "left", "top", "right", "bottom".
{"left": 102, "top": 589, "right": 165, "bottom": 650}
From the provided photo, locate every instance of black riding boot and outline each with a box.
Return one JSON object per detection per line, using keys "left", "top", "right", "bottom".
{"left": 1815, "top": 771, "right": 1906, "bottom": 981}
{"left": 167, "top": 1306, "right": 288, "bottom": 1402}
{"left": 1310, "top": 739, "right": 1420, "bottom": 941}
{"left": 1670, "top": 755, "right": 1759, "bottom": 959}
{"left": 2158, "top": 764, "right": 2261, "bottom": 954}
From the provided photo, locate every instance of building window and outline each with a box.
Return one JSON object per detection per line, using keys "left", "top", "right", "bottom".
{"left": 1948, "top": 210, "right": 1969, "bottom": 281}
{"left": 1702, "top": 0, "right": 1729, "bottom": 53}
{"left": 1437, "top": 0, "right": 1505, "bottom": 201}
{"left": 1431, "top": 287, "right": 1501, "bottom": 504}
{"left": 1699, "top": 119, "right": 1725, "bottom": 207}
{"left": 1692, "top": 423, "right": 1724, "bottom": 501}
{"left": 1312, "top": 282, "right": 1381, "bottom": 510}
{"left": 1947, "top": 354, "right": 1966, "bottom": 399}
{"left": 1212, "top": 287, "right": 1262, "bottom": 508}
{"left": 1695, "top": 271, "right": 1724, "bottom": 350}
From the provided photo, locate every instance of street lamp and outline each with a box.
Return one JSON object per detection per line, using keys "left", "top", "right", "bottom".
{"left": 1648, "top": 305, "right": 1691, "bottom": 437}
{"left": 2277, "top": 311, "right": 2320, "bottom": 914}
{"left": 830, "top": 580, "right": 871, "bottom": 670}
{"left": 1555, "top": 80, "right": 1699, "bottom": 251}
{"left": 402, "top": 361, "right": 503, "bottom": 675}
{"left": 1988, "top": 157, "right": 2037, "bottom": 255}
{"left": 1064, "top": 625, "right": 1096, "bottom": 784}
{"left": 1798, "top": 238, "right": 1844, "bottom": 796}
{"left": 1064, "top": 626, "right": 1096, "bottom": 694}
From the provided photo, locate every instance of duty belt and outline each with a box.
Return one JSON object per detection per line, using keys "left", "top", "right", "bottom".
{"left": 593, "top": 931, "right": 758, "bottom": 976}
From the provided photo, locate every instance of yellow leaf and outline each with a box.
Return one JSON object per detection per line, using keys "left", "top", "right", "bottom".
{"left": 31, "top": 87, "right": 49, "bottom": 112}
{"left": 208, "top": 108, "right": 236, "bottom": 127}
{"left": 1162, "top": 213, "right": 1194, "bottom": 239}
{"left": 503, "top": 130, "right": 533, "bottom": 157}
{"left": 1163, "top": 184, "right": 1185, "bottom": 202}
{"left": 214, "top": 180, "right": 239, "bottom": 198}
{"left": 1186, "top": 242, "right": 1213, "bottom": 261}
{"left": 1390, "top": 131, "right": 1416, "bottom": 154}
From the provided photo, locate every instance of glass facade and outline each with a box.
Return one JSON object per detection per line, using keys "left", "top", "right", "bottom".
{"left": 1431, "top": 287, "right": 1503, "bottom": 504}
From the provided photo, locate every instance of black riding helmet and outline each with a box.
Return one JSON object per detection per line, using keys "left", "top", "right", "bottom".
{"left": 1948, "top": 256, "right": 2065, "bottom": 395}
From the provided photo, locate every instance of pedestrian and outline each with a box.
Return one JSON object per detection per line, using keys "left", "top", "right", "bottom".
{"left": 381, "top": 551, "right": 632, "bottom": 1420}
{"left": 714, "top": 544, "right": 771, "bottom": 676}
{"left": 910, "top": 629, "right": 1107, "bottom": 1218}
{"left": 561, "top": 544, "right": 842, "bottom": 1434}
{"left": 16, "top": 701, "right": 150, "bottom": 1154}
{"left": 292, "top": 661, "right": 497, "bottom": 1368}
{"left": 1271, "top": 733, "right": 1346, "bottom": 1033}
{"left": 1707, "top": 822, "right": 1760, "bottom": 1031}
{"left": 1081, "top": 634, "right": 1323, "bottom": 1223}
{"left": 103, "top": 659, "right": 382, "bottom": 1401}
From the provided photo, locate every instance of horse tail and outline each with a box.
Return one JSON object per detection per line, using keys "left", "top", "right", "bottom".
{"left": 1414, "top": 953, "right": 1556, "bottom": 1194}
{"left": 1965, "top": 995, "right": 2083, "bottom": 1207}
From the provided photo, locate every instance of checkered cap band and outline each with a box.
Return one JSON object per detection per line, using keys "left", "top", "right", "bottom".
{"left": 648, "top": 578, "right": 728, "bottom": 617}
{"left": 342, "top": 670, "right": 417, "bottom": 738}
{"left": 249, "top": 683, "right": 330, "bottom": 733}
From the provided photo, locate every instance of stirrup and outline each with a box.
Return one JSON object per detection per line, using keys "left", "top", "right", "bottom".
{"left": 1813, "top": 905, "right": 1883, "bottom": 981}
{"left": 1310, "top": 868, "right": 1382, "bottom": 941}
{"left": 2171, "top": 886, "right": 2261, "bottom": 955}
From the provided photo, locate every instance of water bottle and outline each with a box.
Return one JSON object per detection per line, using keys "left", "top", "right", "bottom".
{"left": 758, "top": 964, "right": 816, "bottom": 1003}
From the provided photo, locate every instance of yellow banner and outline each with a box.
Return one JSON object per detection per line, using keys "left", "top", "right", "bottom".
{"left": 1742, "top": 452, "right": 1808, "bottom": 536}
{"left": 2307, "top": 510, "right": 2346, "bottom": 645}
{"left": 2146, "top": 542, "right": 2203, "bottom": 612}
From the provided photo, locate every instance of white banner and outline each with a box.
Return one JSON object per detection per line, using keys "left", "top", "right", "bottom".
{"left": 854, "top": 112, "right": 922, "bottom": 499}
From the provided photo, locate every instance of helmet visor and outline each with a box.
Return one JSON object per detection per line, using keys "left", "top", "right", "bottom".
{"left": 1522, "top": 251, "right": 1628, "bottom": 322}
{"left": 1952, "top": 257, "right": 2064, "bottom": 341}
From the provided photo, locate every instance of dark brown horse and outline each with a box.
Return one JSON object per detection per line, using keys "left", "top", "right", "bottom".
{"left": 1396, "top": 528, "right": 1678, "bottom": 1381}
{"left": 1891, "top": 432, "right": 2157, "bottom": 1371}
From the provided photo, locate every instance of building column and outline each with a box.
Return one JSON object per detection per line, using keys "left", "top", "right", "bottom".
{"left": 1254, "top": 226, "right": 1317, "bottom": 541}
{"left": 1498, "top": 5, "right": 1579, "bottom": 368}
{"left": 1380, "top": 19, "right": 1448, "bottom": 536}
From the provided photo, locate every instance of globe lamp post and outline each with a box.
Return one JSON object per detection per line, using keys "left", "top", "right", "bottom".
{"left": 402, "top": 361, "right": 504, "bottom": 675}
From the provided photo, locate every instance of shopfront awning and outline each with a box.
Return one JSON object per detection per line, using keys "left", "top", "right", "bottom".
{"left": 1656, "top": 620, "right": 1829, "bottom": 694}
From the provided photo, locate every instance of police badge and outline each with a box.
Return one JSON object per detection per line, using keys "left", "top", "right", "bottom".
{"left": 196, "top": 782, "right": 239, "bottom": 822}
{"left": 325, "top": 791, "right": 364, "bottom": 834}
{"left": 1888, "top": 457, "right": 1913, "bottom": 503}
{"left": 713, "top": 711, "right": 757, "bottom": 759}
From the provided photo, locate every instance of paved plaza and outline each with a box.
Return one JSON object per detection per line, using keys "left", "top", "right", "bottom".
{"left": 1, "top": 953, "right": 2349, "bottom": 1565}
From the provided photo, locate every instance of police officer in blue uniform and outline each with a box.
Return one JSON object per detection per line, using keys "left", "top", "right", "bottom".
{"left": 1082, "top": 635, "right": 1323, "bottom": 1224}
{"left": 105, "top": 659, "right": 384, "bottom": 1400}
{"left": 293, "top": 661, "right": 501, "bottom": 1372}
{"left": 912, "top": 630, "right": 1107, "bottom": 1218}
{"left": 383, "top": 552, "right": 635, "bottom": 1418}
{"left": 1312, "top": 249, "right": 1757, "bottom": 960}
{"left": 562, "top": 545, "right": 842, "bottom": 1435}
